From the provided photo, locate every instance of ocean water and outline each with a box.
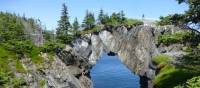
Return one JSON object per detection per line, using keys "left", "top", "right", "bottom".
{"left": 90, "top": 53, "right": 140, "bottom": 88}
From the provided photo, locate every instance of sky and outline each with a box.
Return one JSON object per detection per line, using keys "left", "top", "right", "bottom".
{"left": 0, "top": 0, "right": 188, "bottom": 30}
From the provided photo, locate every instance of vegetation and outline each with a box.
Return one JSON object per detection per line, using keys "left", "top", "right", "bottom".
{"left": 156, "top": 14, "right": 185, "bottom": 26}
{"left": 56, "top": 3, "right": 73, "bottom": 44}
{"left": 153, "top": 55, "right": 200, "bottom": 88}
{"left": 82, "top": 10, "right": 96, "bottom": 30}
{"left": 0, "top": 12, "right": 57, "bottom": 87}
{"left": 157, "top": 0, "right": 200, "bottom": 30}
{"left": 124, "top": 18, "right": 143, "bottom": 27}
{"left": 158, "top": 31, "right": 200, "bottom": 45}
{"left": 174, "top": 76, "right": 200, "bottom": 88}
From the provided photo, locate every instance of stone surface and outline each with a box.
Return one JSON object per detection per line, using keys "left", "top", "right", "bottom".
{"left": 19, "top": 25, "right": 193, "bottom": 88}
{"left": 73, "top": 25, "right": 191, "bottom": 88}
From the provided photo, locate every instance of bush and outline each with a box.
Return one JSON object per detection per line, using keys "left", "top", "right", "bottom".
{"left": 42, "top": 41, "right": 65, "bottom": 53}
{"left": 158, "top": 31, "right": 199, "bottom": 45}
{"left": 197, "top": 44, "right": 200, "bottom": 49}
{"left": 152, "top": 55, "right": 171, "bottom": 64}
{"left": 153, "top": 54, "right": 199, "bottom": 88}
{"left": 174, "top": 76, "right": 200, "bottom": 88}
{"left": 124, "top": 19, "right": 143, "bottom": 27}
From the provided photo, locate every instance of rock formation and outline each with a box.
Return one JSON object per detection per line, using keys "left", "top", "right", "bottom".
{"left": 19, "top": 25, "right": 192, "bottom": 88}
{"left": 72, "top": 25, "right": 189, "bottom": 88}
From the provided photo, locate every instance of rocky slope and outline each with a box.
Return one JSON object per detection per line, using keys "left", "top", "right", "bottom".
{"left": 17, "top": 25, "right": 196, "bottom": 88}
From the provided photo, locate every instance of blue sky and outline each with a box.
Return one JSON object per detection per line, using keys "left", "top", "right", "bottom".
{"left": 0, "top": 0, "right": 188, "bottom": 30}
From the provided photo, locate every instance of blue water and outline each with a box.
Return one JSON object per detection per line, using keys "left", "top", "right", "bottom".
{"left": 90, "top": 53, "right": 140, "bottom": 88}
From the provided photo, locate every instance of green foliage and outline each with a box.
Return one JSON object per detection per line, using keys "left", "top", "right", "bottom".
{"left": 15, "top": 60, "right": 26, "bottom": 73}
{"left": 26, "top": 46, "right": 43, "bottom": 64}
{"left": 176, "top": 0, "right": 200, "bottom": 25}
{"left": 174, "top": 76, "right": 200, "bottom": 88}
{"left": 10, "top": 77, "right": 27, "bottom": 88}
{"left": 153, "top": 53, "right": 200, "bottom": 88}
{"left": 158, "top": 0, "right": 200, "bottom": 29}
{"left": 82, "top": 10, "right": 95, "bottom": 29}
{"left": 197, "top": 43, "right": 200, "bottom": 49}
{"left": 182, "top": 46, "right": 193, "bottom": 52}
{"left": 124, "top": 18, "right": 143, "bottom": 27}
{"left": 158, "top": 31, "right": 200, "bottom": 45}
{"left": 157, "top": 14, "right": 185, "bottom": 26}
{"left": 39, "top": 79, "right": 46, "bottom": 87}
{"left": 152, "top": 55, "right": 171, "bottom": 64}
{"left": 43, "top": 30, "right": 55, "bottom": 42}
{"left": 42, "top": 41, "right": 65, "bottom": 53}
{"left": 56, "top": 3, "right": 72, "bottom": 44}
{"left": 80, "top": 25, "right": 102, "bottom": 35}
{"left": 72, "top": 17, "right": 80, "bottom": 37}
{"left": 154, "top": 66, "right": 198, "bottom": 88}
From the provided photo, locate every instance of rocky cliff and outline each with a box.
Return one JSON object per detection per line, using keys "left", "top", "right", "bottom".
{"left": 72, "top": 25, "right": 191, "bottom": 88}
{"left": 18, "top": 25, "right": 194, "bottom": 88}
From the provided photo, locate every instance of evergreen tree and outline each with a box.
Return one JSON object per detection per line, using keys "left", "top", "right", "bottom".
{"left": 98, "top": 9, "right": 104, "bottom": 24}
{"left": 73, "top": 17, "right": 79, "bottom": 31}
{"left": 119, "top": 10, "right": 126, "bottom": 24}
{"left": 72, "top": 17, "right": 80, "bottom": 37}
{"left": 82, "top": 10, "right": 95, "bottom": 29}
{"left": 110, "top": 12, "right": 121, "bottom": 25}
{"left": 56, "top": 3, "right": 72, "bottom": 43}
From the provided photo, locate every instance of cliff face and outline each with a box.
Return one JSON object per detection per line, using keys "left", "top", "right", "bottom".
{"left": 72, "top": 25, "right": 188, "bottom": 88}
{"left": 20, "top": 48, "right": 93, "bottom": 88}
{"left": 19, "top": 25, "right": 190, "bottom": 88}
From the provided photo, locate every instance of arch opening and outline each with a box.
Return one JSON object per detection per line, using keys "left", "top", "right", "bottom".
{"left": 90, "top": 52, "right": 140, "bottom": 88}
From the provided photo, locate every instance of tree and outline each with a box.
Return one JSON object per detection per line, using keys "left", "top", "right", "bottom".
{"left": 73, "top": 17, "right": 79, "bottom": 30}
{"left": 177, "top": 0, "right": 200, "bottom": 27}
{"left": 157, "top": 14, "right": 185, "bottom": 26}
{"left": 72, "top": 17, "right": 80, "bottom": 37}
{"left": 109, "top": 12, "right": 121, "bottom": 26}
{"left": 56, "top": 3, "right": 72, "bottom": 44}
{"left": 82, "top": 10, "right": 95, "bottom": 29}
{"left": 98, "top": 9, "right": 104, "bottom": 24}
{"left": 158, "top": 0, "right": 200, "bottom": 29}
{"left": 119, "top": 10, "right": 126, "bottom": 24}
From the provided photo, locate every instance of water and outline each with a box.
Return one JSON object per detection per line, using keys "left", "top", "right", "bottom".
{"left": 90, "top": 53, "right": 140, "bottom": 88}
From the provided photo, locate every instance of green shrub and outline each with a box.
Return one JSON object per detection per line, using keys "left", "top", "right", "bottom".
{"left": 174, "top": 76, "right": 200, "bottom": 88}
{"left": 154, "top": 66, "right": 198, "bottom": 88}
{"left": 152, "top": 55, "right": 171, "bottom": 64}
{"left": 182, "top": 46, "right": 193, "bottom": 52}
{"left": 152, "top": 54, "right": 199, "bottom": 88}
{"left": 158, "top": 31, "right": 199, "bottom": 45}
{"left": 197, "top": 44, "right": 200, "bottom": 49}
{"left": 42, "top": 41, "right": 65, "bottom": 53}
{"left": 39, "top": 79, "right": 46, "bottom": 87}
{"left": 26, "top": 46, "right": 43, "bottom": 64}
{"left": 124, "top": 19, "right": 143, "bottom": 26}
{"left": 15, "top": 60, "right": 26, "bottom": 73}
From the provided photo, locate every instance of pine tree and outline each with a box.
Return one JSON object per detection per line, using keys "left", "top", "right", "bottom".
{"left": 120, "top": 10, "right": 126, "bottom": 24}
{"left": 73, "top": 17, "right": 80, "bottom": 37}
{"left": 56, "top": 3, "right": 72, "bottom": 43}
{"left": 82, "top": 10, "right": 95, "bottom": 29}
{"left": 98, "top": 9, "right": 104, "bottom": 24}
{"left": 73, "top": 17, "right": 79, "bottom": 31}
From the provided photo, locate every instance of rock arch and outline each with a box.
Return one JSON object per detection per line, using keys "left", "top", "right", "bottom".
{"left": 73, "top": 26, "right": 160, "bottom": 88}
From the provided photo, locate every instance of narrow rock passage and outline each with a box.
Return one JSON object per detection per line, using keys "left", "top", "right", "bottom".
{"left": 90, "top": 53, "right": 140, "bottom": 88}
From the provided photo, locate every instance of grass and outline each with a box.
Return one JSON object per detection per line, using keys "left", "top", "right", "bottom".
{"left": 26, "top": 46, "right": 44, "bottom": 64}
{"left": 153, "top": 54, "right": 200, "bottom": 88}
{"left": 154, "top": 66, "right": 198, "bottom": 88}
{"left": 15, "top": 60, "right": 26, "bottom": 73}
{"left": 152, "top": 55, "right": 171, "bottom": 64}
{"left": 39, "top": 79, "right": 46, "bottom": 87}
